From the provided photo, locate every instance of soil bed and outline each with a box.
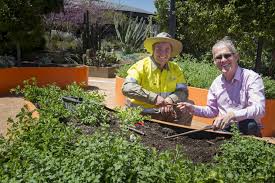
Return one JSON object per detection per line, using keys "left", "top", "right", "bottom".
{"left": 136, "top": 121, "right": 228, "bottom": 163}
{"left": 67, "top": 113, "right": 229, "bottom": 164}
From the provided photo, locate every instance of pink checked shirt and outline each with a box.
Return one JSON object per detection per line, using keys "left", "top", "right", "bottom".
{"left": 193, "top": 66, "right": 265, "bottom": 125}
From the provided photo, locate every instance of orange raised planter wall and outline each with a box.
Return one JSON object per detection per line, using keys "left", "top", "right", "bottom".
{"left": 115, "top": 76, "right": 275, "bottom": 137}
{"left": 0, "top": 66, "right": 88, "bottom": 95}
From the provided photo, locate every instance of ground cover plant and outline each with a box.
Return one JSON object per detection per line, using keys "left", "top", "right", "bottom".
{"left": 0, "top": 81, "right": 274, "bottom": 182}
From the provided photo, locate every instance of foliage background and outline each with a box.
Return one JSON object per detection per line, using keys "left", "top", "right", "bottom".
{"left": 154, "top": 0, "right": 275, "bottom": 78}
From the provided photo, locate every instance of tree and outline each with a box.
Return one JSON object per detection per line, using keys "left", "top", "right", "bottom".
{"left": 0, "top": 0, "right": 64, "bottom": 65}
{"left": 155, "top": 0, "right": 275, "bottom": 77}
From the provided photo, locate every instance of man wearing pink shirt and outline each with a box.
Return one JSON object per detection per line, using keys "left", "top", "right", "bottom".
{"left": 177, "top": 37, "right": 265, "bottom": 136}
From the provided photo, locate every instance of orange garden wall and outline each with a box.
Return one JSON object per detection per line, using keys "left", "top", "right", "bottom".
{"left": 115, "top": 76, "right": 127, "bottom": 107}
{"left": 115, "top": 76, "right": 275, "bottom": 137}
{"left": 0, "top": 66, "right": 88, "bottom": 95}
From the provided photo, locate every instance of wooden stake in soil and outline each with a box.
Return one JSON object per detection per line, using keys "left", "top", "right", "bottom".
{"left": 165, "top": 125, "right": 213, "bottom": 139}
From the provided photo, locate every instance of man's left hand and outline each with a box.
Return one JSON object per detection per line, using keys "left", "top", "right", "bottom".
{"left": 213, "top": 112, "right": 236, "bottom": 130}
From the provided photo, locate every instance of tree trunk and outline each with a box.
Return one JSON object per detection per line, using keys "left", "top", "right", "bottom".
{"left": 254, "top": 37, "right": 263, "bottom": 73}
{"left": 16, "top": 42, "right": 21, "bottom": 66}
{"left": 168, "top": 0, "right": 176, "bottom": 38}
{"left": 270, "top": 48, "right": 275, "bottom": 78}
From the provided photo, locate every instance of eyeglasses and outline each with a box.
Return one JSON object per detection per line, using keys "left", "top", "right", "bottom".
{"left": 214, "top": 53, "right": 234, "bottom": 60}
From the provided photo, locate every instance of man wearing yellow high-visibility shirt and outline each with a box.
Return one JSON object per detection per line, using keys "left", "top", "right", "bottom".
{"left": 122, "top": 32, "right": 193, "bottom": 125}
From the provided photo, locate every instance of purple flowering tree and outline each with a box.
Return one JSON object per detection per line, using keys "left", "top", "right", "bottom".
{"left": 44, "top": 0, "right": 114, "bottom": 33}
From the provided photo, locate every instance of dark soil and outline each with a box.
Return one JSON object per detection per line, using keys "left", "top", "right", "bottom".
{"left": 135, "top": 121, "right": 229, "bottom": 163}
{"left": 67, "top": 112, "right": 230, "bottom": 164}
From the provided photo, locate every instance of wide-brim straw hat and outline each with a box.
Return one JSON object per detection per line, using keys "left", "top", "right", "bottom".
{"left": 144, "top": 32, "right": 183, "bottom": 57}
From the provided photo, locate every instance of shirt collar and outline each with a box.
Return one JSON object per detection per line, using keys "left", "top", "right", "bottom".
{"left": 150, "top": 56, "right": 170, "bottom": 71}
{"left": 221, "top": 66, "right": 242, "bottom": 84}
{"left": 234, "top": 66, "right": 242, "bottom": 81}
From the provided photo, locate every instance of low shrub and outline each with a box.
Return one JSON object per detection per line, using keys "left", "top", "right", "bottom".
{"left": 175, "top": 55, "right": 220, "bottom": 89}
{"left": 210, "top": 128, "right": 275, "bottom": 183}
{"left": 11, "top": 78, "right": 107, "bottom": 125}
{"left": 0, "top": 56, "right": 16, "bottom": 68}
{"left": 84, "top": 50, "right": 120, "bottom": 67}
{"left": 263, "top": 76, "right": 275, "bottom": 99}
{"left": 115, "top": 51, "right": 150, "bottom": 64}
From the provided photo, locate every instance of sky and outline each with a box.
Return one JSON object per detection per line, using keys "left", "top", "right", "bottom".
{"left": 108, "top": 0, "right": 156, "bottom": 13}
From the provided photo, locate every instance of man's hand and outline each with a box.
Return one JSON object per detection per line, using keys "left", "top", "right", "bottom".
{"left": 155, "top": 95, "right": 166, "bottom": 107}
{"left": 213, "top": 112, "right": 236, "bottom": 130}
{"left": 177, "top": 102, "right": 195, "bottom": 114}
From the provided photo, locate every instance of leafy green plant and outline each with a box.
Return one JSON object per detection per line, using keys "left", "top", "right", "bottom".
{"left": 210, "top": 126, "right": 275, "bottom": 183}
{"left": 11, "top": 78, "right": 108, "bottom": 125}
{"left": 74, "top": 100, "right": 108, "bottom": 125}
{"left": 115, "top": 107, "right": 149, "bottom": 132}
{"left": 176, "top": 55, "right": 220, "bottom": 89}
{"left": 263, "top": 76, "right": 275, "bottom": 99}
{"left": 84, "top": 50, "right": 119, "bottom": 67}
{"left": 115, "top": 64, "right": 132, "bottom": 78}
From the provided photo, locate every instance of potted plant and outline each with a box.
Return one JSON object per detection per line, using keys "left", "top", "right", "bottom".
{"left": 83, "top": 49, "right": 120, "bottom": 78}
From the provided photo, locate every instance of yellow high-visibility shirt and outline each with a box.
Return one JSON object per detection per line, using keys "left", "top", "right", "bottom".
{"left": 126, "top": 57, "right": 186, "bottom": 108}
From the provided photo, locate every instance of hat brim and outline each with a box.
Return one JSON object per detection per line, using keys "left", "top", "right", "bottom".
{"left": 144, "top": 37, "right": 183, "bottom": 57}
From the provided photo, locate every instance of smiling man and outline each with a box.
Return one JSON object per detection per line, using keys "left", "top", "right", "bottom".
{"left": 122, "top": 32, "right": 193, "bottom": 125}
{"left": 177, "top": 37, "right": 265, "bottom": 136}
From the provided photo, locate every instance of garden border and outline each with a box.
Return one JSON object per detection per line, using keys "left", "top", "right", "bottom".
{"left": 0, "top": 66, "right": 88, "bottom": 95}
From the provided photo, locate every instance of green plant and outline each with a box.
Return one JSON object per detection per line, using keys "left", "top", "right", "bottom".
{"left": 175, "top": 55, "right": 220, "bottom": 89}
{"left": 210, "top": 126, "right": 275, "bottom": 183}
{"left": 0, "top": 55, "right": 15, "bottom": 68}
{"left": 114, "top": 16, "right": 150, "bottom": 54}
{"left": 115, "top": 64, "right": 132, "bottom": 78}
{"left": 115, "top": 107, "right": 149, "bottom": 132}
{"left": 263, "top": 76, "right": 275, "bottom": 99}
{"left": 115, "top": 51, "right": 150, "bottom": 64}
{"left": 2, "top": 77, "right": 275, "bottom": 182}
{"left": 84, "top": 50, "right": 119, "bottom": 67}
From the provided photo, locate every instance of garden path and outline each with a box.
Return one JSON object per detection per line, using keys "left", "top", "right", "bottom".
{"left": 0, "top": 96, "right": 25, "bottom": 137}
{"left": 88, "top": 77, "right": 116, "bottom": 108}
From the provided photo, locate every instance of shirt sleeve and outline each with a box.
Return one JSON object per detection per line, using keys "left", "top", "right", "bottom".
{"left": 121, "top": 62, "right": 158, "bottom": 104}
{"left": 122, "top": 77, "right": 158, "bottom": 104}
{"left": 192, "top": 83, "right": 219, "bottom": 118}
{"left": 233, "top": 75, "right": 265, "bottom": 121}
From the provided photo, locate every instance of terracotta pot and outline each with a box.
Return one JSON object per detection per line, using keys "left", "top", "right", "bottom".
{"left": 114, "top": 77, "right": 275, "bottom": 137}
{"left": 0, "top": 66, "right": 88, "bottom": 95}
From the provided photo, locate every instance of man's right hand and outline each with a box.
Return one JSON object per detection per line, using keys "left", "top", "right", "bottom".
{"left": 155, "top": 95, "right": 166, "bottom": 107}
{"left": 177, "top": 102, "right": 194, "bottom": 114}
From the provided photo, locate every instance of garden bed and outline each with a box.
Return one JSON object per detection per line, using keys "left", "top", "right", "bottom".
{"left": 1, "top": 82, "right": 273, "bottom": 182}
{"left": 65, "top": 109, "right": 228, "bottom": 164}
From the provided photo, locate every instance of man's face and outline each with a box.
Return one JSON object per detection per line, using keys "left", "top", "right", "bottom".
{"left": 153, "top": 42, "right": 172, "bottom": 67}
{"left": 213, "top": 46, "right": 239, "bottom": 80}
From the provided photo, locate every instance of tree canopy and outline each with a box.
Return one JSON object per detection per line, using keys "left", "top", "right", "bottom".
{"left": 154, "top": 0, "right": 275, "bottom": 77}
